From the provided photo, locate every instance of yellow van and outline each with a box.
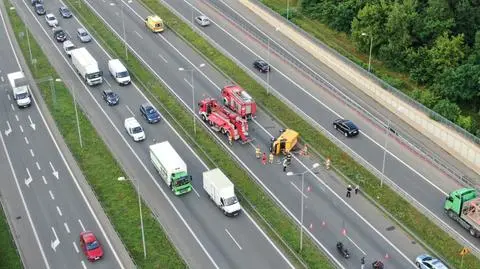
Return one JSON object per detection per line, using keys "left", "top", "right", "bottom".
{"left": 269, "top": 129, "right": 299, "bottom": 155}
{"left": 145, "top": 15, "right": 164, "bottom": 33}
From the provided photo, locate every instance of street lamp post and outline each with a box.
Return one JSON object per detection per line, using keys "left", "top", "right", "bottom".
{"left": 178, "top": 63, "right": 206, "bottom": 135}
{"left": 266, "top": 27, "right": 279, "bottom": 95}
{"left": 118, "top": 177, "right": 146, "bottom": 259}
{"left": 287, "top": 163, "right": 320, "bottom": 251}
{"left": 121, "top": 1, "right": 127, "bottom": 60}
{"left": 286, "top": 0, "right": 289, "bottom": 21}
{"left": 55, "top": 79, "right": 81, "bottom": 147}
{"left": 380, "top": 120, "right": 390, "bottom": 187}
{"left": 361, "top": 32, "right": 373, "bottom": 72}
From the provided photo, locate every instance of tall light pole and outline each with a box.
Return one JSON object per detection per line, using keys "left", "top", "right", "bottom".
{"left": 118, "top": 177, "right": 146, "bottom": 259}
{"left": 287, "top": 163, "right": 320, "bottom": 251}
{"left": 178, "top": 63, "right": 205, "bottom": 135}
{"left": 286, "top": 0, "right": 289, "bottom": 21}
{"left": 56, "top": 79, "right": 82, "bottom": 147}
{"left": 381, "top": 120, "right": 390, "bottom": 187}
{"left": 266, "top": 27, "right": 279, "bottom": 95}
{"left": 361, "top": 32, "right": 373, "bottom": 72}
{"left": 121, "top": 1, "right": 127, "bottom": 60}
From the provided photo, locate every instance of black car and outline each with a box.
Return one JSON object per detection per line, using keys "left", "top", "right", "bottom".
{"left": 59, "top": 6, "right": 72, "bottom": 18}
{"left": 53, "top": 27, "right": 67, "bottom": 42}
{"left": 333, "top": 119, "right": 359, "bottom": 137}
{"left": 35, "top": 3, "right": 46, "bottom": 15}
{"left": 102, "top": 89, "right": 119, "bottom": 106}
{"left": 253, "top": 59, "right": 270, "bottom": 73}
{"left": 139, "top": 103, "right": 161, "bottom": 124}
{"left": 31, "top": 0, "right": 43, "bottom": 6}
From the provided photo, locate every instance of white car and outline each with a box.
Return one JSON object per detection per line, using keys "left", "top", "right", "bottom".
{"left": 62, "top": 40, "right": 76, "bottom": 57}
{"left": 415, "top": 254, "right": 448, "bottom": 269}
{"left": 124, "top": 117, "right": 145, "bottom": 142}
{"left": 195, "top": 15, "right": 210, "bottom": 27}
{"left": 45, "top": 13, "right": 58, "bottom": 27}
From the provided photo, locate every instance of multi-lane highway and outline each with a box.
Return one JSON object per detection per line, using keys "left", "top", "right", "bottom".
{"left": 159, "top": 0, "right": 480, "bottom": 255}
{"left": 72, "top": 0, "right": 434, "bottom": 267}
{"left": 11, "top": 0, "right": 296, "bottom": 268}
{"left": 0, "top": 1, "right": 134, "bottom": 269}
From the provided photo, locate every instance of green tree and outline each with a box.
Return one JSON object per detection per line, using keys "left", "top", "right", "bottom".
{"left": 409, "top": 88, "right": 439, "bottom": 109}
{"left": 415, "top": 0, "right": 455, "bottom": 44}
{"left": 451, "top": 0, "right": 480, "bottom": 46}
{"left": 429, "top": 32, "right": 466, "bottom": 76}
{"left": 432, "top": 99, "right": 461, "bottom": 122}
{"left": 456, "top": 115, "right": 475, "bottom": 133}
{"left": 433, "top": 64, "right": 480, "bottom": 104}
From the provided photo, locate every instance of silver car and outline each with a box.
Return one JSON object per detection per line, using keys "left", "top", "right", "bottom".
{"left": 76, "top": 28, "right": 91, "bottom": 43}
{"left": 415, "top": 254, "right": 448, "bottom": 269}
{"left": 45, "top": 13, "right": 58, "bottom": 27}
{"left": 195, "top": 15, "right": 210, "bottom": 27}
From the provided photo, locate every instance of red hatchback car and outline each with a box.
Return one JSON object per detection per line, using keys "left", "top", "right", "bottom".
{"left": 79, "top": 231, "right": 104, "bottom": 261}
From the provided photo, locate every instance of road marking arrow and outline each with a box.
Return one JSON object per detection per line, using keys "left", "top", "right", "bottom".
{"left": 24, "top": 168, "right": 32, "bottom": 187}
{"left": 4, "top": 121, "right": 11, "bottom": 136}
{"left": 50, "top": 227, "right": 60, "bottom": 252}
{"left": 49, "top": 162, "right": 59, "bottom": 179}
{"left": 28, "top": 115, "right": 36, "bottom": 130}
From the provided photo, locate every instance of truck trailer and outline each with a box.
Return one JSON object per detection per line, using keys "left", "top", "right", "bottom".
{"left": 203, "top": 168, "right": 241, "bottom": 217}
{"left": 7, "top": 71, "right": 32, "bottom": 108}
{"left": 149, "top": 141, "right": 192, "bottom": 195}
{"left": 444, "top": 188, "right": 480, "bottom": 237}
{"left": 71, "top": 47, "right": 103, "bottom": 86}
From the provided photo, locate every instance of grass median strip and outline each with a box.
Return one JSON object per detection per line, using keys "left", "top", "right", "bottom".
{"left": 134, "top": 1, "right": 479, "bottom": 268}
{"left": 0, "top": 203, "right": 22, "bottom": 269}
{"left": 5, "top": 3, "right": 186, "bottom": 268}
{"left": 63, "top": 0, "right": 334, "bottom": 268}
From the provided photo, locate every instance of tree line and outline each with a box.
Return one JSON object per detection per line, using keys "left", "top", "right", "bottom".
{"left": 300, "top": 0, "right": 480, "bottom": 136}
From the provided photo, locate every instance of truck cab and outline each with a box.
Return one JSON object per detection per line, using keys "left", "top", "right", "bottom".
{"left": 8, "top": 72, "right": 32, "bottom": 108}
{"left": 145, "top": 15, "right": 164, "bottom": 33}
{"left": 445, "top": 188, "right": 480, "bottom": 237}
{"left": 124, "top": 117, "right": 145, "bottom": 142}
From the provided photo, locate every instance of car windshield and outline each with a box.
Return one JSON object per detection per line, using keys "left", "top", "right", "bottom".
{"left": 86, "top": 240, "right": 99, "bottom": 250}
{"left": 146, "top": 107, "right": 156, "bottom": 115}
{"left": 224, "top": 196, "right": 238, "bottom": 206}
{"left": 106, "top": 92, "right": 115, "bottom": 98}
{"left": 17, "top": 92, "right": 28, "bottom": 99}
{"left": 132, "top": 126, "right": 143, "bottom": 134}
{"left": 86, "top": 71, "right": 102, "bottom": 79}
{"left": 80, "top": 32, "right": 87, "bottom": 36}
{"left": 117, "top": 71, "right": 129, "bottom": 78}
{"left": 345, "top": 121, "right": 357, "bottom": 129}
{"left": 173, "top": 176, "right": 191, "bottom": 187}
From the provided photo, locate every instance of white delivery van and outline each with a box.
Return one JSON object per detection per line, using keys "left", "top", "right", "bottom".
{"left": 108, "top": 59, "right": 131, "bottom": 85}
{"left": 203, "top": 168, "right": 241, "bottom": 217}
{"left": 124, "top": 117, "right": 145, "bottom": 141}
{"left": 7, "top": 72, "right": 32, "bottom": 108}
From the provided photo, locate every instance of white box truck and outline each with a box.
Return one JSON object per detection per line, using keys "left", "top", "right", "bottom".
{"left": 149, "top": 141, "right": 193, "bottom": 195}
{"left": 108, "top": 59, "right": 131, "bottom": 85}
{"left": 7, "top": 72, "right": 31, "bottom": 108}
{"left": 203, "top": 168, "right": 241, "bottom": 216}
{"left": 71, "top": 47, "right": 103, "bottom": 86}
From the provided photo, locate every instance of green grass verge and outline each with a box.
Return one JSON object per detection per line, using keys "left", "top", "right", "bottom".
{"left": 5, "top": 3, "right": 186, "bottom": 268}
{"left": 63, "top": 0, "right": 333, "bottom": 268}
{"left": 134, "top": 1, "right": 478, "bottom": 268}
{"left": 0, "top": 203, "right": 22, "bottom": 269}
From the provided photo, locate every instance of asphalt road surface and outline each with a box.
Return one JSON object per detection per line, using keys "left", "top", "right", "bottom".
{"left": 75, "top": 0, "right": 435, "bottom": 267}
{"left": 11, "top": 0, "right": 296, "bottom": 268}
{"left": 0, "top": 1, "right": 134, "bottom": 269}
{"left": 162, "top": 0, "right": 480, "bottom": 257}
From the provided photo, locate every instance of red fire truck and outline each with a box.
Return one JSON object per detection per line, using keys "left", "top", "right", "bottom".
{"left": 221, "top": 85, "right": 256, "bottom": 119}
{"left": 198, "top": 97, "right": 252, "bottom": 144}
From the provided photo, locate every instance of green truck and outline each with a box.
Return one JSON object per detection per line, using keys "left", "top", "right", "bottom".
{"left": 444, "top": 188, "right": 480, "bottom": 237}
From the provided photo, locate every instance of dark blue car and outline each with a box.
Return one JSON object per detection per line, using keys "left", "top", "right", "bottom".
{"left": 140, "top": 103, "right": 161, "bottom": 123}
{"left": 59, "top": 6, "right": 73, "bottom": 18}
{"left": 102, "top": 89, "right": 119, "bottom": 106}
{"left": 333, "top": 119, "right": 359, "bottom": 137}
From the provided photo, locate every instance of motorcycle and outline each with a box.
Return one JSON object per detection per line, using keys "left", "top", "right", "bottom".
{"left": 336, "top": 241, "right": 350, "bottom": 259}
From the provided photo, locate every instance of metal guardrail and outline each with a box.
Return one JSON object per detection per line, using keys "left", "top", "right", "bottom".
{"left": 206, "top": 0, "right": 477, "bottom": 188}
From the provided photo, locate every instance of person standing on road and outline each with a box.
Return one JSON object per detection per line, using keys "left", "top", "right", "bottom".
{"left": 255, "top": 145, "right": 261, "bottom": 159}
{"left": 355, "top": 185, "right": 359, "bottom": 195}
{"left": 360, "top": 256, "right": 365, "bottom": 269}
{"left": 346, "top": 185, "right": 352, "bottom": 198}
{"left": 269, "top": 152, "right": 274, "bottom": 164}
{"left": 283, "top": 158, "right": 288, "bottom": 172}
{"left": 262, "top": 152, "right": 267, "bottom": 165}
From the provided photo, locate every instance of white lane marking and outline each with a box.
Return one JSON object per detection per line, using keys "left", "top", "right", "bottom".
{"left": 24, "top": 136, "right": 29, "bottom": 144}
{"left": 105, "top": 78, "right": 111, "bottom": 87}
{"left": 49, "top": 190, "right": 55, "bottom": 200}
{"left": 15, "top": 114, "right": 19, "bottom": 121}
{"left": 290, "top": 181, "right": 308, "bottom": 198}
{"left": 157, "top": 53, "right": 168, "bottom": 63}
{"left": 225, "top": 229, "right": 242, "bottom": 250}
{"left": 78, "top": 219, "right": 86, "bottom": 231}
{"left": 36, "top": 161, "right": 41, "bottom": 170}
{"left": 7, "top": 94, "right": 10, "bottom": 100}
{"left": 25, "top": 168, "right": 33, "bottom": 187}
{"left": 28, "top": 115, "right": 36, "bottom": 130}
{"left": 81, "top": 261, "right": 87, "bottom": 269}
{"left": 4, "top": 121, "right": 12, "bottom": 136}
{"left": 346, "top": 235, "right": 366, "bottom": 255}
{"left": 192, "top": 186, "right": 200, "bottom": 197}
{"left": 73, "top": 241, "right": 79, "bottom": 253}
{"left": 42, "top": 176, "right": 47, "bottom": 185}
{"left": 183, "top": 77, "right": 192, "bottom": 88}
{"left": 56, "top": 206, "right": 63, "bottom": 216}
{"left": 49, "top": 162, "right": 59, "bottom": 180}
{"left": 1, "top": 76, "right": 4, "bottom": 83}
{"left": 125, "top": 105, "right": 135, "bottom": 117}
{"left": 11, "top": 103, "right": 14, "bottom": 111}
{"left": 64, "top": 222, "right": 71, "bottom": 234}
{"left": 30, "top": 148, "right": 34, "bottom": 157}
{"left": 19, "top": 125, "right": 24, "bottom": 133}
{"left": 88, "top": 2, "right": 295, "bottom": 266}
{"left": 134, "top": 30, "right": 143, "bottom": 39}
{"left": 50, "top": 227, "right": 60, "bottom": 252}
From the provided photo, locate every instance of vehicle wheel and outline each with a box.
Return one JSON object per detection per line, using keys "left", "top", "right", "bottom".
{"left": 344, "top": 132, "right": 348, "bottom": 137}
{"left": 447, "top": 210, "right": 455, "bottom": 219}
{"left": 208, "top": 120, "right": 213, "bottom": 126}
{"left": 221, "top": 128, "right": 227, "bottom": 134}
{"left": 470, "top": 228, "right": 477, "bottom": 237}
{"left": 201, "top": 114, "right": 207, "bottom": 122}
{"left": 415, "top": 262, "right": 421, "bottom": 268}
{"left": 223, "top": 98, "right": 228, "bottom": 106}
{"left": 333, "top": 124, "right": 337, "bottom": 130}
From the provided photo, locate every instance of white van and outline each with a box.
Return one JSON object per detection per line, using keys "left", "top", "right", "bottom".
{"left": 108, "top": 59, "right": 131, "bottom": 85}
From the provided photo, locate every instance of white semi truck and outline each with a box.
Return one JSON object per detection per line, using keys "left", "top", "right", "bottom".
{"left": 203, "top": 168, "right": 241, "bottom": 217}
{"left": 7, "top": 71, "right": 31, "bottom": 108}
{"left": 70, "top": 47, "right": 103, "bottom": 86}
{"left": 149, "top": 141, "right": 192, "bottom": 195}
